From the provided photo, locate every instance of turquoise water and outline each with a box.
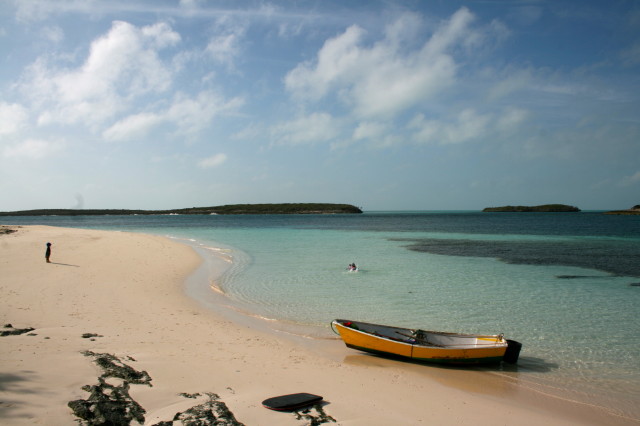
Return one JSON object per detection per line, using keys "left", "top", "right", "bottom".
{"left": 3, "top": 212, "right": 639, "bottom": 418}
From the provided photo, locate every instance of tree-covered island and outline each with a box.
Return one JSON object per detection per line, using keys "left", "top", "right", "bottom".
{"left": 483, "top": 204, "right": 581, "bottom": 212}
{"left": 604, "top": 205, "right": 640, "bottom": 215}
{"left": 0, "top": 203, "right": 363, "bottom": 216}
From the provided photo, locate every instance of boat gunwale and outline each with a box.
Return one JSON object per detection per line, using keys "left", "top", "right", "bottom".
{"left": 332, "top": 319, "right": 507, "bottom": 348}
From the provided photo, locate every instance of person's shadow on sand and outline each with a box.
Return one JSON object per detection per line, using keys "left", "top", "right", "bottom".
{"left": 49, "top": 262, "right": 80, "bottom": 267}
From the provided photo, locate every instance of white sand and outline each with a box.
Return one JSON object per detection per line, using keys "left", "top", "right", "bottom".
{"left": 0, "top": 225, "right": 634, "bottom": 425}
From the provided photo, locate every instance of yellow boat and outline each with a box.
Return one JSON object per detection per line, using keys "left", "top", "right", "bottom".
{"left": 331, "top": 319, "right": 521, "bottom": 365}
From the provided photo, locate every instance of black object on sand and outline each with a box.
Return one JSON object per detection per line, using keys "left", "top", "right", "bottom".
{"left": 262, "top": 393, "right": 323, "bottom": 411}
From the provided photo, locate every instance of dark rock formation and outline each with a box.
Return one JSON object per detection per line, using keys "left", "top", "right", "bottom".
{"left": 68, "top": 378, "right": 146, "bottom": 426}
{"left": 294, "top": 404, "right": 337, "bottom": 425}
{"left": 69, "top": 352, "right": 250, "bottom": 425}
{"left": 152, "top": 393, "right": 244, "bottom": 426}
{"left": 69, "top": 352, "right": 152, "bottom": 425}
{"left": 82, "top": 351, "right": 152, "bottom": 385}
{"left": 0, "top": 225, "right": 18, "bottom": 235}
{"left": 1, "top": 325, "right": 35, "bottom": 336}
{"left": 82, "top": 333, "right": 103, "bottom": 339}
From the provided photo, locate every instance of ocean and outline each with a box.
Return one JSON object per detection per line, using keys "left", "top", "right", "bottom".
{"left": 3, "top": 211, "right": 639, "bottom": 419}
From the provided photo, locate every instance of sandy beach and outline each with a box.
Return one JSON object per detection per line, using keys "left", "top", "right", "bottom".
{"left": 0, "top": 225, "right": 635, "bottom": 425}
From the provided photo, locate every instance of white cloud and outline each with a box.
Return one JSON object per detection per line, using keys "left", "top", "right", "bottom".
{"left": 488, "top": 19, "right": 511, "bottom": 44}
{"left": 206, "top": 31, "right": 243, "bottom": 69}
{"left": 407, "top": 105, "right": 528, "bottom": 147}
{"left": 3, "top": 138, "right": 62, "bottom": 159}
{"left": 343, "top": 124, "right": 400, "bottom": 149}
{"left": 447, "top": 109, "right": 492, "bottom": 143}
{"left": 410, "top": 109, "right": 492, "bottom": 145}
{"left": 353, "top": 121, "right": 386, "bottom": 141}
{"left": 41, "top": 25, "right": 64, "bottom": 43}
{"left": 19, "top": 20, "right": 180, "bottom": 127}
{"left": 488, "top": 68, "right": 533, "bottom": 100}
{"left": 620, "top": 171, "right": 640, "bottom": 186}
{"left": 351, "top": 52, "right": 455, "bottom": 118}
{"left": 202, "top": 14, "right": 248, "bottom": 71}
{"left": 231, "top": 123, "right": 262, "bottom": 141}
{"left": 102, "top": 112, "right": 162, "bottom": 141}
{"left": 285, "top": 8, "right": 482, "bottom": 120}
{"left": 142, "top": 22, "right": 182, "bottom": 48}
{"left": 166, "top": 91, "right": 244, "bottom": 135}
{"left": 496, "top": 107, "right": 529, "bottom": 132}
{"left": 620, "top": 41, "right": 640, "bottom": 65}
{"left": 271, "top": 112, "right": 340, "bottom": 146}
{"left": 103, "top": 90, "right": 244, "bottom": 141}
{"left": 198, "top": 153, "right": 227, "bottom": 168}
{"left": 422, "top": 7, "right": 476, "bottom": 56}
{"left": 285, "top": 24, "right": 365, "bottom": 101}
{"left": 0, "top": 102, "right": 28, "bottom": 135}
{"left": 77, "top": 21, "right": 177, "bottom": 97}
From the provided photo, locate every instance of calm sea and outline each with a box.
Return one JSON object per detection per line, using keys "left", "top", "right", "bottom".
{"left": 3, "top": 211, "right": 639, "bottom": 419}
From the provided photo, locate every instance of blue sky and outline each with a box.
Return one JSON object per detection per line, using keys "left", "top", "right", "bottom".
{"left": 1, "top": 0, "right": 638, "bottom": 211}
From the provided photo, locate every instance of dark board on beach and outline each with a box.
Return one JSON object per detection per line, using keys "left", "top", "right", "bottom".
{"left": 0, "top": 203, "right": 362, "bottom": 216}
{"left": 262, "top": 393, "right": 323, "bottom": 411}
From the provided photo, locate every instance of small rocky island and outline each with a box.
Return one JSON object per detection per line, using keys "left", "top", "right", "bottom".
{"left": 604, "top": 205, "right": 640, "bottom": 215}
{"left": 0, "top": 203, "right": 362, "bottom": 216}
{"left": 483, "top": 204, "right": 580, "bottom": 212}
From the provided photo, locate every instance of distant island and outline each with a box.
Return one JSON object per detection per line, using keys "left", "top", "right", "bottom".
{"left": 0, "top": 203, "right": 363, "bottom": 216}
{"left": 604, "top": 205, "right": 640, "bottom": 215}
{"left": 483, "top": 204, "right": 581, "bottom": 212}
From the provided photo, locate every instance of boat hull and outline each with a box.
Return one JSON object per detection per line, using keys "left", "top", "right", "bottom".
{"left": 332, "top": 319, "right": 511, "bottom": 365}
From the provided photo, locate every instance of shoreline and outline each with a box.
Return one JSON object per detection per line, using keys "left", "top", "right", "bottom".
{"left": 181, "top": 232, "right": 640, "bottom": 423}
{"left": 1, "top": 225, "right": 637, "bottom": 425}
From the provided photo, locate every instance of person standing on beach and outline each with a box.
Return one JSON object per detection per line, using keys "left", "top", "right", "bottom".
{"left": 45, "top": 242, "right": 51, "bottom": 263}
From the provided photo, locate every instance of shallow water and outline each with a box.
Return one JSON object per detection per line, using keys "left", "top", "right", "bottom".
{"left": 3, "top": 211, "right": 639, "bottom": 419}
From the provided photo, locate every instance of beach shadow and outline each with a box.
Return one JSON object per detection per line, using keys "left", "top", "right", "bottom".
{"left": 341, "top": 353, "right": 563, "bottom": 400}
{"left": 291, "top": 400, "right": 335, "bottom": 425}
{"left": 50, "top": 262, "right": 80, "bottom": 267}
{"left": 0, "top": 372, "right": 33, "bottom": 393}
{"left": 0, "top": 371, "right": 51, "bottom": 421}
{"left": 0, "top": 396, "right": 26, "bottom": 421}
{"left": 342, "top": 353, "right": 558, "bottom": 373}
{"left": 341, "top": 353, "right": 489, "bottom": 371}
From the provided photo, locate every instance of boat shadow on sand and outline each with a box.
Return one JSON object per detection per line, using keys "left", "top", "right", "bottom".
{"left": 341, "top": 353, "right": 559, "bottom": 398}
{"left": 342, "top": 352, "right": 558, "bottom": 374}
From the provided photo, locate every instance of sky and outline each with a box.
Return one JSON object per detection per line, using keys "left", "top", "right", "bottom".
{"left": 1, "top": 0, "right": 639, "bottom": 211}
